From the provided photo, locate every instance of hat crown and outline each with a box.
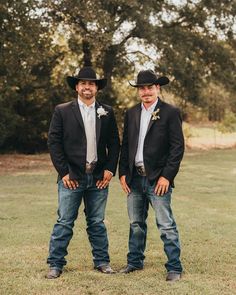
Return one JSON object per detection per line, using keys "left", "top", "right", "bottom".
{"left": 136, "top": 70, "right": 158, "bottom": 85}
{"left": 66, "top": 66, "right": 107, "bottom": 90}
{"left": 129, "top": 69, "right": 169, "bottom": 87}
{"left": 76, "top": 66, "right": 97, "bottom": 80}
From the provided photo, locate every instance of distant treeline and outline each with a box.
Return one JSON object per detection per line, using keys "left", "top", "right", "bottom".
{"left": 1, "top": 0, "right": 235, "bottom": 152}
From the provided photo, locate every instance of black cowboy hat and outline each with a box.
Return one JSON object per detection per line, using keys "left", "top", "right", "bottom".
{"left": 129, "top": 69, "right": 169, "bottom": 87}
{"left": 66, "top": 66, "right": 107, "bottom": 90}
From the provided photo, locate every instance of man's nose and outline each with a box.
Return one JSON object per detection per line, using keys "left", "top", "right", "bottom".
{"left": 142, "top": 88, "right": 149, "bottom": 94}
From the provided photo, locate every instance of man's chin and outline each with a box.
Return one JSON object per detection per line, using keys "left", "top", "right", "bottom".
{"left": 142, "top": 97, "right": 153, "bottom": 102}
{"left": 82, "top": 94, "right": 94, "bottom": 100}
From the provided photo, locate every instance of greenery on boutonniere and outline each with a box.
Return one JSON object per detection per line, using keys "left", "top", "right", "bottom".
{"left": 151, "top": 108, "right": 160, "bottom": 120}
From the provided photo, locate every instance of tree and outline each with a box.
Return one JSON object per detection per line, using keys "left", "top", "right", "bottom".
{"left": 1, "top": 0, "right": 235, "bottom": 152}
{"left": 0, "top": 0, "right": 61, "bottom": 152}
{"left": 45, "top": 0, "right": 236, "bottom": 109}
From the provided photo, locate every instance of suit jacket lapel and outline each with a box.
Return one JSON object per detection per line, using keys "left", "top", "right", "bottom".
{"left": 95, "top": 101, "right": 101, "bottom": 146}
{"left": 132, "top": 103, "right": 142, "bottom": 155}
{"left": 146, "top": 98, "right": 162, "bottom": 134}
{"left": 134, "top": 103, "right": 142, "bottom": 134}
{"left": 71, "top": 99, "right": 84, "bottom": 129}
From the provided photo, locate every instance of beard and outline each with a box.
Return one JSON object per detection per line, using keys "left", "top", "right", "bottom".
{"left": 80, "top": 90, "right": 95, "bottom": 100}
{"left": 142, "top": 96, "right": 153, "bottom": 102}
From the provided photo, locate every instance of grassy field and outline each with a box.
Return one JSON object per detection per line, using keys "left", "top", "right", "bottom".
{"left": 0, "top": 150, "right": 236, "bottom": 295}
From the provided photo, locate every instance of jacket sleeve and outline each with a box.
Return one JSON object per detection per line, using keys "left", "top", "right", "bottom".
{"left": 103, "top": 108, "right": 120, "bottom": 175}
{"left": 47, "top": 106, "right": 69, "bottom": 178}
{"left": 161, "top": 108, "right": 185, "bottom": 181}
{"left": 119, "top": 111, "right": 129, "bottom": 178}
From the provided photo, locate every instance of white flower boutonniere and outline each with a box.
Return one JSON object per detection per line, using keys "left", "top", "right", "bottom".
{"left": 97, "top": 106, "right": 108, "bottom": 118}
{"left": 151, "top": 108, "right": 160, "bottom": 120}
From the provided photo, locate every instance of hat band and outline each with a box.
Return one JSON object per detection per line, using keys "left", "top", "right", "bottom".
{"left": 136, "top": 78, "right": 156, "bottom": 85}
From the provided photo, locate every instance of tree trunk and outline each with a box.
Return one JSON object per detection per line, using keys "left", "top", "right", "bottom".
{"left": 100, "top": 45, "right": 119, "bottom": 106}
{"left": 82, "top": 39, "right": 92, "bottom": 67}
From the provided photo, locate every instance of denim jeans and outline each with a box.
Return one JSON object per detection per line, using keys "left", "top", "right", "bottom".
{"left": 127, "top": 173, "right": 183, "bottom": 273}
{"left": 47, "top": 174, "right": 110, "bottom": 270}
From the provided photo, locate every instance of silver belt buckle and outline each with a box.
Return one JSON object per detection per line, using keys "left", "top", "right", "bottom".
{"left": 85, "top": 162, "right": 96, "bottom": 174}
{"left": 136, "top": 165, "right": 146, "bottom": 176}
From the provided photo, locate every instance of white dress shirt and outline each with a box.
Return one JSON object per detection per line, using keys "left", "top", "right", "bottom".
{"left": 78, "top": 97, "right": 97, "bottom": 163}
{"left": 135, "top": 99, "right": 158, "bottom": 166}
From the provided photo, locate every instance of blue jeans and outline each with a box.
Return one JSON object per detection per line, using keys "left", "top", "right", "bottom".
{"left": 47, "top": 174, "right": 110, "bottom": 270}
{"left": 127, "top": 174, "right": 182, "bottom": 273}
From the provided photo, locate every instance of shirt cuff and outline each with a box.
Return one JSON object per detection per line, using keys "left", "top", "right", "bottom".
{"left": 105, "top": 170, "right": 113, "bottom": 176}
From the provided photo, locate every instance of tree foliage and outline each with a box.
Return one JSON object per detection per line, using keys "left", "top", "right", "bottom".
{"left": 0, "top": 0, "right": 62, "bottom": 152}
{"left": 0, "top": 0, "right": 235, "bottom": 152}
{"left": 45, "top": 0, "right": 236, "bottom": 105}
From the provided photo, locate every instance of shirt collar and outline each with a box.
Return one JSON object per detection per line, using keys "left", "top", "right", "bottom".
{"left": 77, "top": 96, "right": 95, "bottom": 109}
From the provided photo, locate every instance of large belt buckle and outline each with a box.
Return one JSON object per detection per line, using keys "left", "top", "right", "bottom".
{"left": 136, "top": 165, "right": 146, "bottom": 176}
{"left": 86, "top": 162, "right": 96, "bottom": 174}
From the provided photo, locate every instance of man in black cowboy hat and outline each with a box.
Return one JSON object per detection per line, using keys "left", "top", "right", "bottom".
{"left": 46, "top": 66, "right": 120, "bottom": 278}
{"left": 119, "top": 69, "right": 184, "bottom": 281}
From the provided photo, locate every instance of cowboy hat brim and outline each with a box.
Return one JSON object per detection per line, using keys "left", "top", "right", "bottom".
{"left": 67, "top": 76, "right": 107, "bottom": 91}
{"left": 129, "top": 76, "right": 170, "bottom": 87}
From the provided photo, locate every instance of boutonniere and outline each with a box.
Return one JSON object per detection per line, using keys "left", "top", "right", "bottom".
{"left": 97, "top": 106, "right": 108, "bottom": 118}
{"left": 151, "top": 108, "right": 160, "bottom": 120}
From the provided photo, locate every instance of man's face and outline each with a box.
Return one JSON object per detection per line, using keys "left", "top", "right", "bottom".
{"left": 76, "top": 80, "right": 98, "bottom": 101}
{"left": 138, "top": 84, "right": 160, "bottom": 105}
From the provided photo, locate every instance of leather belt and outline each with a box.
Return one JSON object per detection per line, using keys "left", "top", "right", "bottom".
{"left": 85, "top": 162, "right": 97, "bottom": 174}
{"left": 135, "top": 165, "right": 146, "bottom": 176}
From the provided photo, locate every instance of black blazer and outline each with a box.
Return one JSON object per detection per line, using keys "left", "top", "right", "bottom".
{"left": 48, "top": 99, "right": 120, "bottom": 181}
{"left": 119, "top": 99, "right": 184, "bottom": 186}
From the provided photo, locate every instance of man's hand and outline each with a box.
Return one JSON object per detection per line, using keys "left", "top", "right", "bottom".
{"left": 96, "top": 170, "right": 113, "bottom": 189}
{"left": 154, "top": 176, "right": 169, "bottom": 196}
{"left": 120, "top": 175, "right": 131, "bottom": 194}
{"left": 62, "top": 174, "right": 79, "bottom": 190}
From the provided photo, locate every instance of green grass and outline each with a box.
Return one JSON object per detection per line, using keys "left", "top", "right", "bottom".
{"left": 1, "top": 150, "right": 236, "bottom": 295}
